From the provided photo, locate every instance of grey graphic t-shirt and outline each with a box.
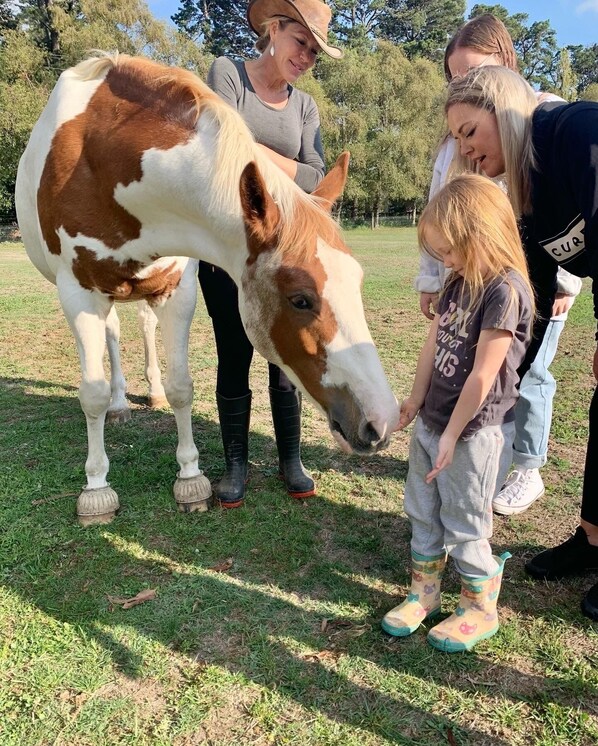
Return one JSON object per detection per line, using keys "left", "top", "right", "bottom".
{"left": 421, "top": 270, "right": 533, "bottom": 439}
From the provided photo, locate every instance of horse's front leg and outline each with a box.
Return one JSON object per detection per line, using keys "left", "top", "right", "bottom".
{"left": 154, "top": 262, "right": 211, "bottom": 512}
{"left": 57, "top": 271, "right": 120, "bottom": 525}
{"left": 137, "top": 300, "right": 168, "bottom": 408}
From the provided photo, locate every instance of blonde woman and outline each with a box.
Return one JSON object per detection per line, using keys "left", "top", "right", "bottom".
{"left": 446, "top": 64, "right": 598, "bottom": 621}
{"left": 383, "top": 175, "right": 534, "bottom": 651}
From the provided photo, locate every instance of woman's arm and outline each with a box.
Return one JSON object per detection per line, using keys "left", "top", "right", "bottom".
{"left": 426, "top": 328, "right": 512, "bottom": 482}
{"left": 414, "top": 137, "right": 455, "bottom": 317}
{"left": 295, "top": 98, "right": 325, "bottom": 193}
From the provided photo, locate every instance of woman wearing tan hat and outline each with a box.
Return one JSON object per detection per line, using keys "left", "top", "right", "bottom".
{"left": 198, "top": 0, "right": 342, "bottom": 508}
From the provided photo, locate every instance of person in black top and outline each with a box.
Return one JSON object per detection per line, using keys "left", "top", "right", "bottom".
{"left": 445, "top": 65, "right": 598, "bottom": 621}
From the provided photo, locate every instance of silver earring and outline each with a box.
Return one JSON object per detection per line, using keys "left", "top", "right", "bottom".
{"left": 270, "top": 45, "right": 275, "bottom": 56}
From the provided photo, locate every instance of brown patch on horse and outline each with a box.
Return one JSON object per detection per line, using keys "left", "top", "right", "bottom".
{"left": 72, "top": 246, "right": 183, "bottom": 302}
{"left": 37, "top": 57, "right": 215, "bottom": 256}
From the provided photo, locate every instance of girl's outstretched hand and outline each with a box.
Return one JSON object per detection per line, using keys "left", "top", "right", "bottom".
{"left": 395, "top": 397, "right": 419, "bottom": 431}
{"left": 425, "top": 432, "right": 457, "bottom": 483}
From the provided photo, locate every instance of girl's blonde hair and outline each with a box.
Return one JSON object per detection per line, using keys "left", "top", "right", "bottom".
{"left": 446, "top": 66, "right": 538, "bottom": 216}
{"left": 418, "top": 174, "right": 535, "bottom": 325}
{"left": 444, "top": 13, "right": 518, "bottom": 82}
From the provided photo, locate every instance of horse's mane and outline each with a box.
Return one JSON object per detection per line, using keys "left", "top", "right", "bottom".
{"left": 70, "top": 53, "right": 342, "bottom": 261}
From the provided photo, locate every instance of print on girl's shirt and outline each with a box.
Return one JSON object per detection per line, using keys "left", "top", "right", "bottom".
{"left": 435, "top": 300, "right": 471, "bottom": 378}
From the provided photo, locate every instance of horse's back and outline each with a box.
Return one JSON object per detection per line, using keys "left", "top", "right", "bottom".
{"left": 15, "top": 55, "right": 207, "bottom": 299}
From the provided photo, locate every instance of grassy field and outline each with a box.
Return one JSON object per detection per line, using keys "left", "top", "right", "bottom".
{"left": 0, "top": 227, "right": 597, "bottom": 745}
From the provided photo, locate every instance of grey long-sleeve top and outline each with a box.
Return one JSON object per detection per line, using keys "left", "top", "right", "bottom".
{"left": 207, "top": 56, "right": 325, "bottom": 193}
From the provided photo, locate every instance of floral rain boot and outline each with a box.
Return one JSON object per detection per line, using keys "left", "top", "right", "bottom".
{"left": 381, "top": 551, "right": 447, "bottom": 637}
{"left": 427, "top": 552, "right": 511, "bottom": 653}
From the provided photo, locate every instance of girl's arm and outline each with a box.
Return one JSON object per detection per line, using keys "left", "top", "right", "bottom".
{"left": 397, "top": 315, "right": 439, "bottom": 430}
{"left": 425, "top": 327, "right": 512, "bottom": 482}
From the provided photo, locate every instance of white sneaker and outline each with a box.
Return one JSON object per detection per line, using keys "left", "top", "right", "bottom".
{"left": 493, "top": 468, "right": 545, "bottom": 516}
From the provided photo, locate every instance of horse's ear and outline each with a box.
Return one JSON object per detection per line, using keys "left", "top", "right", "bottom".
{"left": 312, "top": 151, "right": 350, "bottom": 212}
{"left": 239, "top": 161, "right": 279, "bottom": 245}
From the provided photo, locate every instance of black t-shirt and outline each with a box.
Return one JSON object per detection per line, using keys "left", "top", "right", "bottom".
{"left": 421, "top": 271, "right": 532, "bottom": 439}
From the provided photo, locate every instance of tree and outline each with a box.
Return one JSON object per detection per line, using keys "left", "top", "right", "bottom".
{"left": 172, "top": 0, "right": 254, "bottom": 58}
{"left": 317, "top": 42, "right": 445, "bottom": 225}
{"left": 0, "top": 0, "right": 17, "bottom": 30}
{"left": 580, "top": 83, "right": 598, "bottom": 103}
{"left": 568, "top": 44, "right": 598, "bottom": 97}
{"left": 379, "top": 0, "right": 465, "bottom": 61}
{"left": 330, "top": 0, "right": 386, "bottom": 49}
{"left": 548, "top": 48, "right": 577, "bottom": 102}
{"left": 469, "top": 4, "right": 558, "bottom": 89}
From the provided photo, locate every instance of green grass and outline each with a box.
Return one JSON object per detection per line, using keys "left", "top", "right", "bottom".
{"left": 1, "top": 230, "right": 597, "bottom": 745}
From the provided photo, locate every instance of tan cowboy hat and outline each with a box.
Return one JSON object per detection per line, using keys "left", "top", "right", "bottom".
{"left": 247, "top": 0, "right": 343, "bottom": 59}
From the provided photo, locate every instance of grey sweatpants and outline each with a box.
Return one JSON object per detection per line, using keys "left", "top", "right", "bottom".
{"left": 404, "top": 417, "right": 515, "bottom": 577}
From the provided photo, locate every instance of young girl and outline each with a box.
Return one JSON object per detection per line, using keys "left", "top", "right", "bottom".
{"left": 383, "top": 174, "right": 534, "bottom": 652}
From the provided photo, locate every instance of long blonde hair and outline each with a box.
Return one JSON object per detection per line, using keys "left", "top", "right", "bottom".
{"left": 418, "top": 174, "right": 534, "bottom": 325}
{"left": 446, "top": 66, "right": 538, "bottom": 217}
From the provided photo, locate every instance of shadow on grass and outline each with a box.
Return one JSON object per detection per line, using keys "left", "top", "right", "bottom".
{"left": 1, "top": 377, "right": 597, "bottom": 744}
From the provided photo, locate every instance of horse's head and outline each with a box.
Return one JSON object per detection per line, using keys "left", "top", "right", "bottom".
{"left": 237, "top": 153, "right": 399, "bottom": 454}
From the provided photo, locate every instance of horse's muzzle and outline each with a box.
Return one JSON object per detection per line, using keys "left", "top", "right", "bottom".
{"left": 329, "top": 416, "right": 390, "bottom": 455}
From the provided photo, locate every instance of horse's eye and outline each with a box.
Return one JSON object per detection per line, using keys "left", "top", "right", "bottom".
{"left": 289, "top": 294, "right": 313, "bottom": 311}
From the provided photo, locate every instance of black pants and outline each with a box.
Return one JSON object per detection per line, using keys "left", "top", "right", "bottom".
{"left": 582, "top": 386, "right": 598, "bottom": 525}
{"left": 198, "top": 262, "right": 294, "bottom": 398}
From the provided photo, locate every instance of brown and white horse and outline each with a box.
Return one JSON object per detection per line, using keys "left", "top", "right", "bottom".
{"left": 15, "top": 53, "right": 399, "bottom": 525}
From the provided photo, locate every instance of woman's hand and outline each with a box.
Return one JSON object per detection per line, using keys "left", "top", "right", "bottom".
{"left": 425, "top": 431, "right": 457, "bottom": 483}
{"left": 419, "top": 292, "right": 439, "bottom": 320}
{"left": 395, "top": 397, "right": 420, "bottom": 431}
{"left": 593, "top": 345, "right": 598, "bottom": 381}
{"left": 552, "top": 292, "right": 574, "bottom": 317}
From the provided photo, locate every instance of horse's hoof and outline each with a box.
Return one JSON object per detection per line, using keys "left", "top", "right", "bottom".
{"left": 149, "top": 394, "right": 169, "bottom": 409}
{"left": 78, "top": 511, "right": 117, "bottom": 526}
{"left": 106, "top": 408, "right": 132, "bottom": 424}
{"left": 77, "top": 485, "right": 120, "bottom": 526}
{"left": 174, "top": 474, "right": 212, "bottom": 513}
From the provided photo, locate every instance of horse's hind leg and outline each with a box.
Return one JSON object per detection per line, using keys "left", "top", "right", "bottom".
{"left": 153, "top": 261, "right": 211, "bottom": 512}
{"left": 137, "top": 300, "right": 168, "bottom": 408}
{"left": 57, "top": 270, "right": 119, "bottom": 525}
{"left": 105, "top": 305, "right": 132, "bottom": 424}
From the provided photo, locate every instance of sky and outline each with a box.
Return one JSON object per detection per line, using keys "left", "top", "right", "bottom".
{"left": 146, "top": 0, "right": 598, "bottom": 48}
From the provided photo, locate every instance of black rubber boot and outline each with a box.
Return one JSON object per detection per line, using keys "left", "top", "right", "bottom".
{"left": 525, "top": 526, "right": 598, "bottom": 580}
{"left": 214, "top": 392, "right": 251, "bottom": 508}
{"left": 582, "top": 580, "right": 598, "bottom": 621}
{"left": 269, "top": 387, "right": 316, "bottom": 499}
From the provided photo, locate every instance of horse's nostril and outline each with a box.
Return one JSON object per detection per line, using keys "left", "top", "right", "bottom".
{"left": 361, "top": 421, "right": 380, "bottom": 445}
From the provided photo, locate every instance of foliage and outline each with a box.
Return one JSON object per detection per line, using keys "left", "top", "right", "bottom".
{"left": 316, "top": 42, "right": 445, "bottom": 222}
{"left": 568, "top": 43, "right": 598, "bottom": 97}
{"left": 547, "top": 48, "right": 577, "bottom": 102}
{"left": 580, "top": 82, "right": 598, "bottom": 103}
{"left": 379, "top": 0, "right": 466, "bottom": 61}
{"left": 172, "top": 0, "right": 256, "bottom": 58}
